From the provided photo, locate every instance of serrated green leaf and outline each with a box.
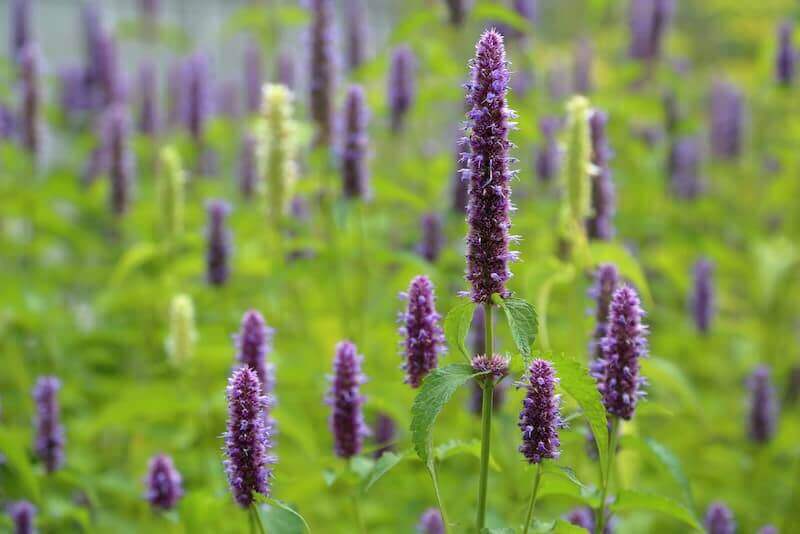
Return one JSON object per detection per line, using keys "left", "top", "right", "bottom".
{"left": 434, "top": 439, "right": 501, "bottom": 472}
{"left": 444, "top": 300, "right": 477, "bottom": 361}
{"left": 495, "top": 297, "right": 538, "bottom": 359}
{"left": 361, "top": 451, "right": 409, "bottom": 493}
{"left": 253, "top": 494, "right": 311, "bottom": 533}
{"left": 411, "top": 364, "right": 481, "bottom": 464}
{"left": 611, "top": 490, "right": 702, "bottom": 530}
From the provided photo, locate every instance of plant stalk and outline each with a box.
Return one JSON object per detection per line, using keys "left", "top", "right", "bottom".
{"left": 522, "top": 463, "right": 544, "bottom": 534}
{"left": 476, "top": 302, "right": 495, "bottom": 531}
{"left": 596, "top": 417, "right": 620, "bottom": 534}
{"left": 351, "top": 493, "right": 366, "bottom": 534}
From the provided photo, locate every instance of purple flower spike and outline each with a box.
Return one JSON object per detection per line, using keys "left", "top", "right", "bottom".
{"left": 235, "top": 310, "right": 275, "bottom": 398}
{"left": 215, "top": 80, "right": 240, "bottom": 118}
{"left": 400, "top": 276, "right": 444, "bottom": 388}
{"left": 536, "top": 117, "right": 561, "bottom": 183}
{"left": 18, "top": 44, "right": 40, "bottom": 156}
{"left": 372, "top": 412, "right": 396, "bottom": 458}
{"left": 342, "top": 84, "right": 370, "bottom": 199}
{"left": 776, "top": 21, "right": 795, "bottom": 86}
{"left": 586, "top": 110, "right": 615, "bottom": 241}
{"left": 418, "top": 213, "right": 444, "bottom": 263}
{"left": 0, "top": 104, "right": 16, "bottom": 140}
{"left": 690, "top": 258, "right": 714, "bottom": 334}
{"left": 592, "top": 286, "right": 648, "bottom": 420}
{"left": 104, "top": 105, "right": 134, "bottom": 216}
{"left": 345, "top": 0, "right": 367, "bottom": 70}
{"left": 309, "top": 0, "right": 335, "bottom": 147}
{"left": 145, "top": 454, "right": 183, "bottom": 510}
{"left": 327, "top": 341, "right": 368, "bottom": 458}
{"left": 464, "top": 30, "right": 517, "bottom": 304}
{"left": 388, "top": 45, "right": 416, "bottom": 133}
{"left": 417, "top": 507, "right": 445, "bottom": 534}
{"left": 184, "top": 53, "right": 211, "bottom": 142}
{"left": 518, "top": 359, "right": 563, "bottom": 464}
{"left": 206, "top": 200, "right": 232, "bottom": 286}
{"left": 705, "top": 501, "right": 735, "bottom": 534}
{"left": 243, "top": 40, "right": 263, "bottom": 114}
{"left": 748, "top": 366, "right": 778, "bottom": 444}
{"left": 9, "top": 0, "right": 32, "bottom": 62}
{"left": 471, "top": 354, "right": 509, "bottom": 380}
{"left": 565, "top": 506, "right": 615, "bottom": 534}
{"left": 33, "top": 376, "right": 65, "bottom": 473}
{"left": 137, "top": 61, "right": 160, "bottom": 136}
{"left": 239, "top": 133, "right": 258, "bottom": 199}
{"left": 8, "top": 501, "right": 36, "bottom": 534}
{"left": 223, "top": 366, "right": 274, "bottom": 508}
{"left": 589, "top": 264, "right": 620, "bottom": 362}
{"left": 709, "top": 80, "right": 743, "bottom": 160}
{"left": 573, "top": 38, "right": 593, "bottom": 94}
{"left": 629, "top": 0, "right": 674, "bottom": 61}
{"left": 276, "top": 52, "right": 295, "bottom": 91}
{"left": 668, "top": 136, "right": 702, "bottom": 199}
{"left": 444, "top": 0, "right": 467, "bottom": 26}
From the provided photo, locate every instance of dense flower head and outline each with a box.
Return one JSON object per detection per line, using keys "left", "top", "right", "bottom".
{"left": 261, "top": 83, "right": 298, "bottom": 219}
{"left": 104, "top": 105, "right": 134, "bottom": 216}
{"left": 573, "top": 38, "right": 593, "bottom": 94}
{"left": 748, "top": 365, "right": 778, "bottom": 444}
{"left": 417, "top": 507, "right": 445, "bottom": 534}
{"left": 95, "top": 28, "right": 127, "bottom": 107}
{"left": 327, "top": 341, "right": 369, "bottom": 458}
{"left": 535, "top": 117, "right": 562, "bottom": 183}
{"left": 235, "top": 310, "right": 275, "bottom": 397}
{"left": 8, "top": 500, "right": 36, "bottom": 534}
{"left": 592, "top": 285, "right": 648, "bottom": 420}
{"left": 628, "top": 0, "right": 674, "bottom": 61}
{"left": 388, "top": 45, "right": 416, "bottom": 133}
{"left": 345, "top": 0, "right": 367, "bottom": 70}
{"left": 243, "top": 40, "right": 263, "bottom": 113}
{"left": 309, "top": 0, "right": 335, "bottom": 146}
{"left": 691, "top": 258, "right": 714, "bottom": 334}
{"left": 776, "top": 21, "right": 795, "bottom": 86}
{"left": 223, "top": 366, "right": 275, "bottom": 507}
{"left": 445, "top": 0, "right": 468, "bottom": 26}
{"left": 166, "top": 294, "right": 196, "bottom": 365}
{"left": 418, "top": 213, "right": 444, "bottom": 263}
{"left": 239, "top": 132, "right": 258, "bottom": 199}
{"left": 471, "top": 354, "right": 510, "bottom": 381}
{"left": 709, "top": 80, "right": 743, "bottom": 160}
{"left": 518, "top": 359, "right": 563, "bottom": 464}
{"left": 183, "top": 53, "right": 211, "bottom": 141}
{"left": 276, "top": 52, "right": 295, "bottom": 90}
{"left": 137, "top": 61, "right": 159, "bottom": 136}
{"left": 668, "top": 136, "right": 702, "bottom": 199}
{"left": 464, "top": 30, "right": 518, "bottom": 303}
{"left": 589, "top": 264, "right": 620, "bottom": 361}
{"left": 372, "top": 412, "right": 396, "bottom": 458}
{"left": 586, "top": 109, "right": 615, "bottom": 241}
{"left": 145, "top": 454, "right": 183, "bottom": 510}
{"left": 33, "top": 376, "right": 65, "bottom": 473}
{"left": 205, "top": 199, "right": 232, "bottom": 286}
{"left": 400, "top": 276, "right": 445, "bottom": 388}
{"left": 705, "top": 501, "right": 735, "bottom": 534}
{"left": 18, "top": 43, "right": 40, "bottom": 156}
{"left": 341, "top": 84, "right": 370, "bottom": 199}
{"left": 10, "top": 0, "right": 32, "bottom": 62}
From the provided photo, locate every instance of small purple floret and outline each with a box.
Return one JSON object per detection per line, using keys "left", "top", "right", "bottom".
{"left": 417, "top": 507, "right": 445, "bottom": 534}
{"left": 400, "top": 276, "right": 444, "bottom": 388}
{"left": 8, "top": 501, "right": 36, "bottom": 534}
{"left": 705, "top": 501, "right": 735, "bottom": 534}
{"left": 342, "top": 85, "right": 370, "bottom": 199}
{"left": 145, "top": 454, "right": 183, "bottom": 510}
{"left": 518, "top": 359, "right": 563, "bottom": 464}
{"left": 327, "top": 341, "right": 369, "bottom": 458}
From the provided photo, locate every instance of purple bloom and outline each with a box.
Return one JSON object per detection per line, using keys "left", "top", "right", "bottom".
{"left": 235, "top": 310, "right": 275, "bottom": 398}
{"left": 372, "top": 412, "right": 396, "bottom": 458}
{"left": 276, "top": 52, "right": 295, "bottom": 91}
{"left": 0, "top": 103, "right": 16, "bottom": 139}
{"left": 400, "top": 275, "right": 444, "bottom": 388}
{"left": 309, "top": 0, "right": 335, "bottom": 147}
{"left": 518, "top": 359, "right": 563, "bottom": 464}
{"left": 668, "top": 136, "right": 702, "bottom": 199}
{"left": 81, "top": 3, "right": 104, "bottom": 107}
{"left": 327, "top": 341, "right": 368, "bottom": 458}
{"left": 145, "top": 454, "right": 183, "bottom": 510}
{"left": 452, "top": 137, "right": 470, "bottom": 213}
{"left": 464, "top": 30, "right": 517, "bottom": 304}
{"left": 18, "top": 44, "right": 40, "bottom": 156}
{"left": 82, "top": 145, "right": 108, "bottom": 186}
{"left": 7, "top": 501, "right": 36, "bottom": 534}
{"left": 573, "top": 38, "right": 593, "bottom": 94}
{"left": 388, "top": 45, "right": 416, "bottom": 133}
{"left": 535, "top": 117, "right": 561, "bottom": 183}
{"left": 565, "top": 506, "right": 615, "bottom": 533}
{"left": 223, "top": 366, "right": 274, "bottom": 507}
{"left": 137, "top": 61, "right": 160, "bottom": 136}
{"left": 589, "top": 264, "right": 620, "bottom": 361}
{"left": 705, "top": 502, "right": 735, "bottom": 534}
{"left": 95, "top": 29, "right": 126, "bottom": 107}
{"left": 418, "top": 213, "right": 444, "bottom": 263}
{"left": 444, "top": 0, "right": 468, "bottom": 26}
{"left": 104, "top": 105, "right": 134, "bottom": 216}
{"left": 776, "top": 21, "right": 795, "bottom": 86}
{"left": 690, "top": 258, "right": 714, "bottom": 334}
{"left": 758, "top": 526, "right": 778, "bottom": 534}
{"left": 9, "top": 0, "right": 32, "bottom": 63}
{"left": 215, "top": 80, "right": 240, "bottom": 118}
{"left": 629, "top": 0, "right": 674, "bottom": 61}
{"left": 33, "top": 376, "right": 65, "bottom": 473}
{"left": 471, "top": 354, "right": 509, "bottom": 380}
{"left": 206, "top": 200, "right": 232, "bottom": 286}
{"left": 748, "top": 366, "right": 778, "bottom": 444}
{"left": 243, "top": 40, "right": 263, "bottom": 114}
{"left": 592, "top": 286, "right": 648, "bottom": 420}
{"left": 183, "top": 53, "right": 211, "bottom": 141}
{"left": 345, "top": 0, "right": 367, "bottom": 70}
{"left": 58, "top": 65, "right": 93, "bottom": 117}
{"left": 709, "top": 80, "right": 744, "bottom": 160}
{"left": 342, "top": 84, "right": 370, "bottom": 199}
{"left": 239, "top": 133, "right": 258, "bottom": 199}
{"left": 586, "top": 110, "right": 615, "bottom": 241}
{"left": 417, "top": 507, "right": 445, "bottom": 534}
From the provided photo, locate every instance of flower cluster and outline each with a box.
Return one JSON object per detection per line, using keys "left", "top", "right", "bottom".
{"left": 261, "top": 83, "right": 298, "bottom": 220}
{"left": 206, "top": 200, "right": 232, "bottom": 286}
{"left": 341, "top": 84, "right": 370, "bottom": 199}
{"left": 668, "top": 136, "right": 703, "bottom": 199}
{"left": 691, "top": 258, "right": 714, "bottom": 334}
{"left": 586, "top": 109, "right": 615, "bottom": 241}
{"left": 389, "top": 45, "right": 416, "bottom": 133}
{"left": 145, "top": 454, "right": 184, "bottom": 510}
{"left": 327, "top": 341, "right": 369, "bottom": 458}
{"left": 309, "top": 0, "right": 334, "bottom": 146}
{"left": 400, "top": 276, "right": 444, "bottom": 388}
{"left": 705, "top": 501, "right": 736, "bottom": 534}
{"left": 709, "top": 80, "right": 743, "bottom": 160}
{"left": 588, "top": 263, "right": 620, "bottom": 361}
{"left": 33, "top": 376, "right": 65, "bottom": 473}
{"left": 747, "top": 366, "right": 778, "bottom": 444}
{"left": 518, "top": 359, "right": 563, "bottom": 464}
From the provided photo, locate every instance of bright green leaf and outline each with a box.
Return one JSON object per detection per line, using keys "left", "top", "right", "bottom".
{"left": 361, "top": 451, "right": 409, "bottom": 493}
{"left": 612, "top": 490, "right": 702, "bottom": 530}
{"left": 434, "top": 439, "right": 501, "bottom": 472}
{"left": 254, "top": 494, "right": 311, "bottom": 533}
{"left": 495, "top": 297, "right": 538, "bottom": 360}
{"left": 444, "top": 300, "right": 477, "bottom": 361}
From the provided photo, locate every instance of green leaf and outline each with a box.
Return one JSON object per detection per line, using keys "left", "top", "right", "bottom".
{"left": 588, "top": 242, "right": 653, "bottom": 306}
{"left": 0, "top": 428, "right": 40, "bottom": 503}
{"left": 254, "top": 494, "right": 311, "bottom": 533}
{"left": 542, "top": 463, "right": 586, "bottom": 489}
{"left": 622, "top": 436, "right": 694, "bottom": 508}
{"left": 444, "top": 300, "right": 477, "bottom": 361}
{"left": 107, "top": 242, "right": 160, "bottom": 287}
{"left": 434, "top": 439, "right": 501, "bottom": 472}
{"left": 410, "top": 364, "right": 481, "bottom": 464}
{"left": 611, "top": 490, "right": 702, "bottom": 530}
{"left": 551, "top": 518, "right": 592, "bottom": 533}
{"left": 360, "top": 451, "right": 409, "bottom": 493}
{"left": 547, "top": 352, "right": 609, "bottom": 483}
{"left": 494, "top": 297, "right": 538, "bottom": 360}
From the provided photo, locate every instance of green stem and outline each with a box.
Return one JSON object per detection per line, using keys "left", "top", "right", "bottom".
{"left": 522, "top": 463, "right": 544, "bottom": 534}
{"left": 476, "top": 302, "right": 495, "bottom": 531}
{"left": 351, "top": 493, "right": 366, "bottom": 534}
{"left": 429, "top": 459, "right": 450, "bottom": 534}
{"left": 596, "top": 417, "right": 620, "bottom": 534}
{"left": 250, "top": 503, "right": 266, "bottom": 534}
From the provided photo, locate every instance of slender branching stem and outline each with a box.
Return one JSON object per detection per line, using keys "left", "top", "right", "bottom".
{"left": 476, "top": 302, "right": 495, "bottom": 531}
{"left": 522, "top": 463, "right": 544, "bottom": 534}
{"left": 596, "top": 417, "right": 620, "bottom": 533}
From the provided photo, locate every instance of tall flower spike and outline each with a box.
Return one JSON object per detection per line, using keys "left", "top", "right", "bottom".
{"left": 563, "top": 96, "right": 592, "bottom": 230}
{"left": 400, "top": 276, "right": 445, "bottom": 388}
{"left": 137, "top": 61, "right": 160, "bottom": 136}
{"left": 58, "top": 65, "right": 92, "bottom": 119}
{"left": 776, "top": 21, "right": 795, "bottom": 86}
{"left": 261, "top": 84, "right": 298, "bottom": 220}
{"left": 372, "top": 412, "right": 396, "bottom": 458}
{"left": 573, "top": 38, "right": 593, "bottom": 94}
{"left": 518, "top": 359, "right": 563, "bottom": 464}
{"left": 629, "top": 0, "right": 674, "bottom": 62}
{"left": 341, "top": 84, "right": 370, "bottom": 199}
{"left": 18, "top": 44, "right": 40, "bottom": 156}
{"left": 206, "top": 200, "right": 232, "bottom": 286}
{"left": 235, "top": 310, "right": 275, "bottom": 398}
{"left": 239, "top": 132, "right": 258, "bottom": 199}
{"left": 145, "top": 454, "right": 183, "bottom": 510}
{"left": 8, "top": 501, "right": 36, "bottom": 534}
{"left": 709, "top": 80, "right": 743, "bottom": 160}
{"left": 243, "top": 40, "right": 263, "bottom": 114}
{"left": 0, "top": 104, "right": 15, "bottom": 140}
{"left": 223, "top": 366, "right": 274, "bottom": 507}
{"left": 747, "top": 366, "right": 778, "bottom": 444}
{"left": 276, "top": 52, "right": 295, "bottom": 91}
{"left": 10, "top": 0, "right": 32, "bottom": 62}
{"left": 586, "top": 110, "right": 615, "bottom": 241}
{"left": 95, "top": 29, "right": 126, "bottom": 106}
{"left": 690, "top": 258, "right": 714, "bottom": 334}
{"left": 309, "top": 0, "right": 335, "bottom": 147}
{"left": 464, "top": 30, "right": 517, "bottom": 304}
{"left": 668, "top": 136, "right": 702, "bottom": 199}
{"left": 418, "top": 213, "right": 443, "bottom": 263}
{"left": 345, "top": 0, "right": 367, "bottom": 70}
{"left": 444, "top": 0, "right": 467, "bottom": 26}
{"left": 105, "top": 105, "right": 134, "bottom": 216}
{"left": 417, "top": 508, "right": 445, "bottom": 534}
{"left": 158, "top": 146, "right": 186, "bottom": 241}
{"left": 535, "top": 117, "right": 561, "bottom": 183}
{"left": 589, "top": 264, "right": 620, "bottom": 362}
{"left": 593, "top": 286, "right": 648, "bottom": 420}
{"left": 705, "top": 502, "right": 735, "bottom": 534}
{"left": 33, "top": 376, "right": 65, "bottom": 473}
{"left": 327, "top": 341, "right": 368, "bottom": 458}
{"left": 165, "top": 294, "right": 196, "bottom": 365}
{"left": 184, "top": 53, "right": 211, "bottom": 142}
{"left": 388, "top": 45, "right": 416, "bottom": 133}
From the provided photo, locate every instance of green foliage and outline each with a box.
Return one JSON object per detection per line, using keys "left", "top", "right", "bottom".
{"left": 444, "top": 300, "right": 477, "bottom": 361}
{"left": 494, "top": 296, "right": 538, "bottom": 360}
